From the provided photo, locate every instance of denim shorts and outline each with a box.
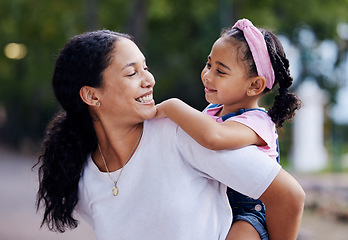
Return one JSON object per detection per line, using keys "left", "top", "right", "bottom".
{"left": 227, "top": 187, "right": 269, "bottom": 240}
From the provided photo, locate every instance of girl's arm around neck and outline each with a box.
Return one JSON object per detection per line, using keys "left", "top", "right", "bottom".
{"left": 155, "top": 98, "right": 265, "bottom": 150}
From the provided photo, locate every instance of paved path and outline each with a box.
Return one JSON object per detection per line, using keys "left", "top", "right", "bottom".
{"left": 0, "top": 148, "right": 95, "bottom": 240}
{"left": 1, "top": 147, "right": 348, "bottom": 240}
{"left": 294, "top": 172, "right": 348, "bottom": 240}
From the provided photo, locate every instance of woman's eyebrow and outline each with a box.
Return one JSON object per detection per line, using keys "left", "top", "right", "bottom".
{"left": 121, "top": 58, "right": 146, "bottom": 71}
{"left": 121, "top": 62, "right": 136, "bottom": 71}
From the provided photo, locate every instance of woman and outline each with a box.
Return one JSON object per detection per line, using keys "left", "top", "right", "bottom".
{"left": 36, "top": 30, "right": 304, "bottom": 240}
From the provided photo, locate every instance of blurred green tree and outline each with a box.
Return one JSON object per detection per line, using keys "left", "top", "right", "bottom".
{"left": 0, "top": 0, "right": 347, "bottom": 153}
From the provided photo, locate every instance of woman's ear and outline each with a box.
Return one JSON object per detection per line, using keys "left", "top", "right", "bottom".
{"left": 79, "top": 86, "right": 100, "bottom": 106}
{"left": 247, "top": 76, "right": 267, "bottom": 96}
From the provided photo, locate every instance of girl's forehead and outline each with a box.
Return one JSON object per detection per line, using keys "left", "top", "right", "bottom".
{"left": 211, "top": 38, "right": 238, "bottom": 60}
{"left": 210, "top": 37, "right": 248, "bottom": 73}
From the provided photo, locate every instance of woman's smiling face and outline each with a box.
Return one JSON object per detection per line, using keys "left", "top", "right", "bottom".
{"left": 97, "top": 38, "right": 156, "bottom": 125}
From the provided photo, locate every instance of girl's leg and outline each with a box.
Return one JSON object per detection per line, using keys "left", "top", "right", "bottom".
{"left": 225, "top": 220, "right": 261, "bottom": 240}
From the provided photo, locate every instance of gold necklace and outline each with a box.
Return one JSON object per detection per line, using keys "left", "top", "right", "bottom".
{"left": 97, "top": 130, "right": 142, "bottom": 196}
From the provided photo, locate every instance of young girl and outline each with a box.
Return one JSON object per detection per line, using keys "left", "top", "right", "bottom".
{"left": 156, "top": 19, "right": 301, "bottom": 240}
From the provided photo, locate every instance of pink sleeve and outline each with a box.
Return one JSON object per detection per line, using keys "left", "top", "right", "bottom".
{"left": 227, "top": 111, "right": 278, "bottom": 160}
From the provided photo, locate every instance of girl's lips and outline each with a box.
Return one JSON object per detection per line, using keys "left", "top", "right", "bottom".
{"left": 204, "top": 87, "right": 217, "bottom": 93}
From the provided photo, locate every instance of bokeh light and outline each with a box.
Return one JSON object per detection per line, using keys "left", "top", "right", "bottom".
{"left": 4, "top": 43, "right": 27, "bottom": 60}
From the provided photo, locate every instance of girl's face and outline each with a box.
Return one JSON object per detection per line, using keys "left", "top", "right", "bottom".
{"left": 96, "top": 38, "right": 156, "bottom": 126}
{"left": 201, "top": 37, "right": 254, "bottom": 112}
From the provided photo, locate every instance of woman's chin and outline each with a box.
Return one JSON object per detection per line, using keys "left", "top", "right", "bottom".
{"left": 141, "top": 106, "right": 157, "bottom": 121}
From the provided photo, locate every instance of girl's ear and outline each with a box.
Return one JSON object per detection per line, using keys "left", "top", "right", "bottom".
{"left": 247, "top": 76, "right": 267, "bottom": 96}
{"left": 79, "top": 86, "right": 100, "bottom": 106}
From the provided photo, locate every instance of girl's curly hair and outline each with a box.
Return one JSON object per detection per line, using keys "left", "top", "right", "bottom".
{"left": 222, "top": 27, "right": 301, "bottom": 128}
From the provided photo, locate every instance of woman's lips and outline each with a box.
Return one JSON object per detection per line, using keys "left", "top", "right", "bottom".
{"left": 136, "top": 93, "right": 154, "bottom": 104}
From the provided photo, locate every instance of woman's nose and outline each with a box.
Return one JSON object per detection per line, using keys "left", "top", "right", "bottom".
{"left": 142, "top": 71, "right": 155, "bottom": 88}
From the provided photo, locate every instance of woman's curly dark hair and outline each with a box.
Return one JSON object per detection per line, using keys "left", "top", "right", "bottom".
{"left": 222, "top": 27, "right": 301, "bottom": 128}
{"left": 36, "top": 30, "right": 131, "bottom": 232}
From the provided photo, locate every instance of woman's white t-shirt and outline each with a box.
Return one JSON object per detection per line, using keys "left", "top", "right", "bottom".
{"left": 78, "top": 118, "right": 281, "bottom": 240}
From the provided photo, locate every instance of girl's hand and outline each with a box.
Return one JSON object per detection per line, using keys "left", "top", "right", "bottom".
{"left": 155, "top": 102, "right": 168, "bottom": 118}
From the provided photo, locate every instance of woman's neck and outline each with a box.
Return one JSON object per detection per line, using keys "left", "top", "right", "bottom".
{"left": 92, "top": 121, "right": 143, "bottom": 172}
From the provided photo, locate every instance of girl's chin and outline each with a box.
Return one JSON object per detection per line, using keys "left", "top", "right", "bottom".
{"left": 205, "top": 95, "right": 216, "bottom": 104}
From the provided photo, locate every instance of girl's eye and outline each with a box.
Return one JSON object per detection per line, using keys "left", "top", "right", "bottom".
{"left": 217, "top": 69, "right": 226, "bottom": 75}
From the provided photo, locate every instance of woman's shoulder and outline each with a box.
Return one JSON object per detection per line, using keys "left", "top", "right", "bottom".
{"left": 144, "top": 118, "right": 179, "bottom": 137}
{"left": 145, "top": 117, "right": 178, "bottom": 129}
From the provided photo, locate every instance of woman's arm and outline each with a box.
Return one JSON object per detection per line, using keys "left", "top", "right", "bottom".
{"left": 176, "top": 129, "right": 305, "bottom": 239}
{"left": 259, "top": 169, "right": 305, "bottom": 240}
{"left": 224, "top": 169, "right": 305, "bottom": 240}
{"left": 156, "top": 98, "right": 264, "bottom": 150}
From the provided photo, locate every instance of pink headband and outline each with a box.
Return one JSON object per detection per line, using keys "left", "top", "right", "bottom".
{"left": 232, "top": 19, "right": 275, "bottom": 89}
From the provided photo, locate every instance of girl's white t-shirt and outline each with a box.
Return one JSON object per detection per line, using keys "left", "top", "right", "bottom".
{"left": 77, "top": 118, "right": 281, "bottom": 240}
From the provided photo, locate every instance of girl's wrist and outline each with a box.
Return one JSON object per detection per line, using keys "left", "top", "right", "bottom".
{"left": 163, "top": 98, "right": 179, "bottom": 112}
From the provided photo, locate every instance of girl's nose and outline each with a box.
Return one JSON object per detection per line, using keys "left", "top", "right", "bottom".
{"left": 203, "top": 70, "right": 211, "bottom": 84}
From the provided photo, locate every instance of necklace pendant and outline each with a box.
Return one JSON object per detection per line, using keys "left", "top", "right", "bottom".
{"left": 112, "top": 186, "right": 119, "bottom": 196}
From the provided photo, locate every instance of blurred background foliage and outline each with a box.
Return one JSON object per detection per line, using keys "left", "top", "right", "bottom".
{"left": 0, "top": 0, "right": 348, "bottom": 164}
